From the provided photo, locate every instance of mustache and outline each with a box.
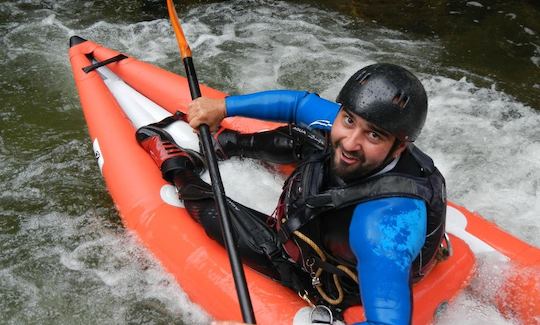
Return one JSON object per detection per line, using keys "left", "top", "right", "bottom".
{"left": 333, "top": 141, "right": 364, "bottom": 161}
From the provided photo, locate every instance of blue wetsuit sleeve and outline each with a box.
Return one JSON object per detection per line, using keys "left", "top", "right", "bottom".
{"left": 349, "top": 197, "right": 427, "bottom": 325}
{"left": 225, "top": 90, "right": 339, "bottom": 131}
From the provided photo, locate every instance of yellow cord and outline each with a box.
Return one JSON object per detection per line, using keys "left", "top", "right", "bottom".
{"left": 293, "top": 230, "right": 326, "bottom": 260}
{"left": 293, "top": 230, "right": 359, "bottom": 305}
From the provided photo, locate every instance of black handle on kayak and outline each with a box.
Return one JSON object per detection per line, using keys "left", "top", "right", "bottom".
{"left": 166, "top": 1, "right": 256, "bottom": 323}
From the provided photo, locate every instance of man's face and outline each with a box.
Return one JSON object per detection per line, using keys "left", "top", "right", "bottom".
{"left": 330, "top": 108, "right": 404, "bottom": 181}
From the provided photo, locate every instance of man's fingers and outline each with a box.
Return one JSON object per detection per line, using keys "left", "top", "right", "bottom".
{"left": 188, "top": 118, "right": 198, "bottom": 130}
{"left": 188, "top": 115, "right": 217, "bottom": 132}
{"left": 186, "top": 97, "right": 226, "bottom": 131}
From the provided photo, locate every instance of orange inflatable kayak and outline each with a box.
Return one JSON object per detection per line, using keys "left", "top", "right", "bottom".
{"left": 68, "top": 36, "right": 539, "bottom": 324}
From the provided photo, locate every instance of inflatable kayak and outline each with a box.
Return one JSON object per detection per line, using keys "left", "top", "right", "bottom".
{"left": 68, "top": 36, "right": 539, "bottom": 324}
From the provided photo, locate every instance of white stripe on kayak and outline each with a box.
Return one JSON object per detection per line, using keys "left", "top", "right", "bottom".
{"left": 98, "top": 65, "right": 200, "bottom": 152}
{"left": 446, "top": 205, "right": 507, "bottom": 261}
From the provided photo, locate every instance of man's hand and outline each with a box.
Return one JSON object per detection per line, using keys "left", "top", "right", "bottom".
{"left": 187, "top": 97, "right": 226, "bottom": 132}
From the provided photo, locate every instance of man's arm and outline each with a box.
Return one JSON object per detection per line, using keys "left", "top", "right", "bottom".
{"left": 226, "top": 90, "right": 339, "bottom": 130}
{"left": 349, "top": 197, "right": 427, "bottom": 325}
{"left": 188, "top": 90, "right": 340, "bottom": 131}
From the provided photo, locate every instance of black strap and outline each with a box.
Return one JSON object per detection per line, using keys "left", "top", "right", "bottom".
{"left": 306, "top": 175, "right": 432, "bottom": 210}
{"left": 147, "top": 111, "right": 188, "bottom": 128}
{"left": 311, "top": 256, "right": 351, "bottom": 278}
{"left": 82, "top": 54, "right": 128, "bottom": 73}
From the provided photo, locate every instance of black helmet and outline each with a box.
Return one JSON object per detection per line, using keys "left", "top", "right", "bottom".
{"left": 336, "top": 63, "right": 427, "bottom": 142}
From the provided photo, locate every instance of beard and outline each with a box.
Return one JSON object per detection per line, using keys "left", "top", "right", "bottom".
{"left": 330, "top": 142, "right": 372, "bottom": 182}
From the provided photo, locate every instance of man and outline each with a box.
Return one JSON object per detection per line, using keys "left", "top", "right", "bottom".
{"left": 136, "top": 63, "right": 447, "bottom": 325}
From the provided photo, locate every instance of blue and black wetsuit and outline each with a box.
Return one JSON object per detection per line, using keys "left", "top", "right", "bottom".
{"left": 172, "top": 91, "right": 446, "bottom": 325}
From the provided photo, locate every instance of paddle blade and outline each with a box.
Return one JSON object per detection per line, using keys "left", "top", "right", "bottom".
{"left": 166, "top": 0, "right": 192, "bottom": 59}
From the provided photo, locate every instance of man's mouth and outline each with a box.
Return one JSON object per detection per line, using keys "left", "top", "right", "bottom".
{"left": 339, "top": 148, "right": 361, "bottom": 165}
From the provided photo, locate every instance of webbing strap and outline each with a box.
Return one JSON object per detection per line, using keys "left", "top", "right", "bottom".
{"left": 147, "top": 111, "right": 188, "bottom": 129}
{"left": 82, "top": 54, "right": 128, "bottom": 73}
{"left": 311, "top": 256, "right": 351, "bottom": 278}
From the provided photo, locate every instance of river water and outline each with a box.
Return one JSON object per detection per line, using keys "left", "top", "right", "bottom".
{"left": 1, "top": 0, "right": 539, "bottom": 324}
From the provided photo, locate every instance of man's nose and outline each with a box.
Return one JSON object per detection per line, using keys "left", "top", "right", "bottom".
{"left": 341, "top": 132, "right": 362, "bottom": 152}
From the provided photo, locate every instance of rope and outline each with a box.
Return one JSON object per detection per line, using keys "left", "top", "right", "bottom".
{"left": 293, "top": 230, "right": 359, "bottom": 305}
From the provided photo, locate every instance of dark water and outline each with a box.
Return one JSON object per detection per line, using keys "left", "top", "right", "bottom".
{"left": 1, "top": 0, "right": 539, "bottom": 324}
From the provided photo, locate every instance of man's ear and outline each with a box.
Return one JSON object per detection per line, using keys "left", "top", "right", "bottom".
{"left": 393, "top": 141, "right": 409, "bottom": 158}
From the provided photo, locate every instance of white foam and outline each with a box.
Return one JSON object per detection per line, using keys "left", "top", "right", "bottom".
{"left": 56, "top": 220, "right": 211, "bottom": 324}
{"left": 523, "top": 27, "right": 536, "bottom": 36}
{"left": 532, "top": 43, "right": 540, "bottom": 68}
{"left": 436, "top": 292, "right": 518, "bottom": 325}
{"left": 506, "top": 13, "right": 517, "bottom": 20}
{"left": 201, "top": 158, "right": 285, "bottom": 215}
{"left": 466, "top": 2, "right": 484, "bottom": 8}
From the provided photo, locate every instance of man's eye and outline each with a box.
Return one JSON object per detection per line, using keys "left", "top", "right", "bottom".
{"left": 368, "top": 131, "right": 381, "bottom": 140}
{"left": 344, "top": 115, "right": 354, "bottom": 125}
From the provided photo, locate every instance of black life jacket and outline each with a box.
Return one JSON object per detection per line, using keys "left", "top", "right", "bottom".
{"left": 273, "top": 142, "right": 447, "bottom": 308}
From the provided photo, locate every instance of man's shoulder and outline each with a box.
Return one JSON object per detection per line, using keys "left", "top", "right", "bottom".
{"left": 295, "top": 92, "right": 340, "bottom": 129}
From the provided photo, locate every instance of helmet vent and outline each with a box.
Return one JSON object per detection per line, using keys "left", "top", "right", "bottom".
{"left": 354, "top": 71, "right": 371, "bottom": 85}
{"left": 393, "top": 92, "right": 409, "bottom": 109}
